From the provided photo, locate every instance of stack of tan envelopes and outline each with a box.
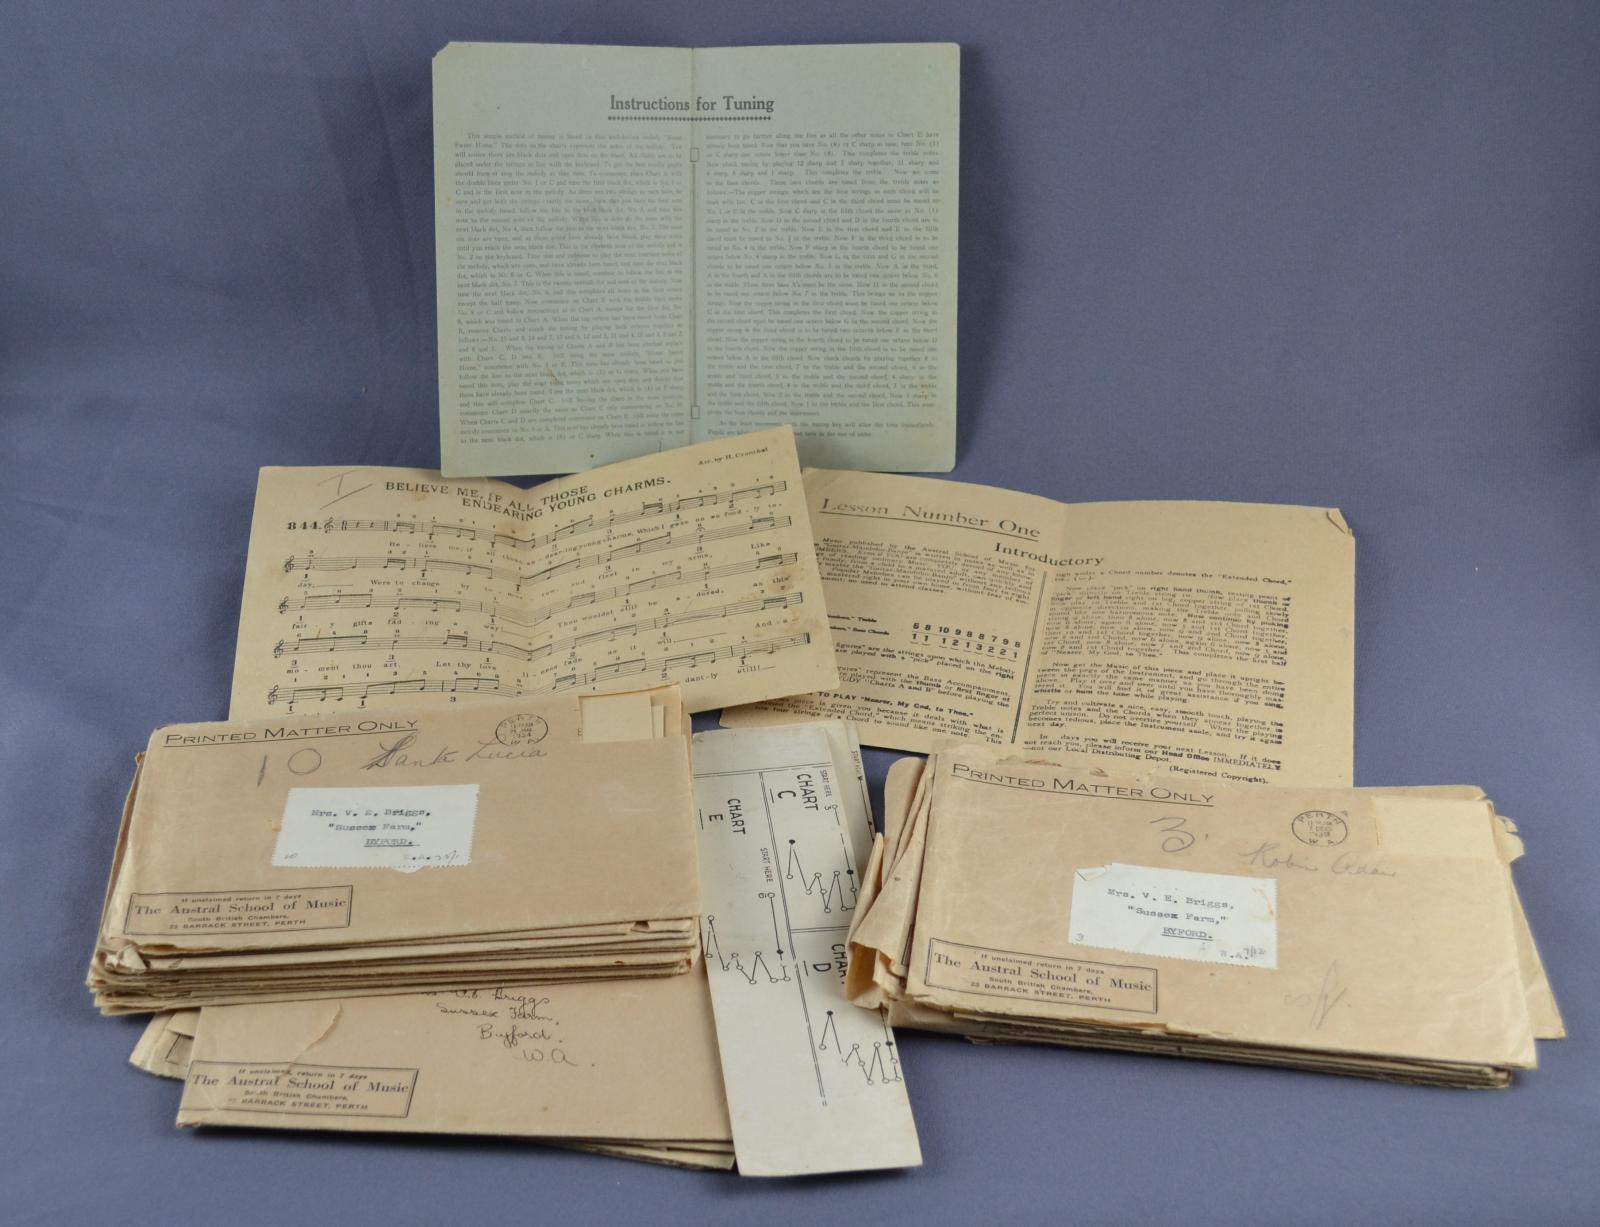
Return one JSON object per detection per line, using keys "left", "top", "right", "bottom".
{"left": 128, "top": 974, "right": 734, "bottom": 1169}
{"left": 90, "top": 688, "right": 701, "bottom": 1014}
{"left": 848, "top": 747, "right": 1563, "bottom": 1088}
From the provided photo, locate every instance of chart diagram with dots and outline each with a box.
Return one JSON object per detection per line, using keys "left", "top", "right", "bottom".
{"left": 691, "top": 722, "right": 921, "bottom": 1175}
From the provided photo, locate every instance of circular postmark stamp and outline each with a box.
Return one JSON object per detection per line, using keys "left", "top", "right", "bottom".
{"left": 1291, "top": 809, "right": 1348, "bottom": 847}
{"left": 495, "top": 713, "right": 550, "bottom": 747}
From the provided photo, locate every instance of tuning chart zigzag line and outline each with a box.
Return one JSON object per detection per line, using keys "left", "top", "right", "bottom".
{"left": 281, "top": 515, "right": 792, "bottom": 586}
{"left": 274, "top": 592, "right": 806, "bottom": 662}
{"left": 264, "top": 631, "right": 812, "bottom": 706}
{"left": 319, "top": 480, "right": 787, "bottom": 553}
{"left": 784, "top": 835, "right": 859, "bottom": 915}
{"left": 276, "top": 552, "right": 799, "bottom": 627}
{"left": 702, "top": 915, "right": 791, "bottom": 985}
{"left": 816, "top": 1011, "right": 904, "bottom": 1086}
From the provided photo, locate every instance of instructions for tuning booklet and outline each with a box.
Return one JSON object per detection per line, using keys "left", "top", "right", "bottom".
{"left": 433, "top": 41, "right": 958, "bottom": 474}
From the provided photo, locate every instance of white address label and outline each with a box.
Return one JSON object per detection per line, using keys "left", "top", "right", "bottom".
{"left": 273, "top": 785, "right": 478, "bottom": 871}
{"left": 1068, "top": 862, "right": 1277, "bottom": 969}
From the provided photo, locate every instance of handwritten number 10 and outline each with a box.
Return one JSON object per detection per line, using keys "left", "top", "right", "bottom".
{"left": 255, "top": 747, "right": 324, "bottom": 787}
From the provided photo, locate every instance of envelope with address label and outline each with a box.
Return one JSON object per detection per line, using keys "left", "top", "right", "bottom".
{"left": 89, "top": 687, "right": 701, "bottom": 1014}
{"left": 847, "top": 746, "right": 1561, "bottom": 1087}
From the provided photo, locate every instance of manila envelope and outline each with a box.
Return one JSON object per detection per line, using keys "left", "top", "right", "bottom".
{"left": 866, "top": 757, "right": 1564, "bottom": 1043}
{"left": 91, "top": 689, "right": 700, "bottom": 1010}
{"left": 171, "top": 971, "right": 733, "bottom": 1168}
{"left": 857, "top": 748, "right": 1539, "bottom": 1085}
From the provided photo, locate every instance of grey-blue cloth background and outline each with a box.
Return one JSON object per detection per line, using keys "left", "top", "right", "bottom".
{"left": 3, "top": 3, "right": 1596, "bottom": 1223}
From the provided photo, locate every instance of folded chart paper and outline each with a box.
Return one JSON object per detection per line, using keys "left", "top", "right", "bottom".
{"left": 848, "top": 747, "right": 1556, "bottom": 1087}
{"left": 171, "top": 973, "right": 734, "bottom": 1169}
{"left": 230, "top": 427, "right": 836, "bottom": 720}
{"left": 89, "top": 689, "right": 701, "bottom": 1013}
{"left": 434, "top": 42, "right": 959, "bottom": 475}
{"left": 691, "top": 722, "right": 920, "bottom": 1175}
{"left": 725, "top": 471, "right": 1355, "bottom": 784}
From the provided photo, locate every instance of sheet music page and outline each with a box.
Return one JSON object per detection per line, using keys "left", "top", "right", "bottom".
{"left": 229, "top": 428, "right": 837, "bottom": 719}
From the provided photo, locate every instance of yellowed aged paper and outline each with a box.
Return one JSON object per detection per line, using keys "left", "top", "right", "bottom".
{"left": 151, "top": 691, "right": 732, "bottom": 1171}
{"left": 175, "top": 972, "right": 733, "bottom": 1164}
{"left": 127, "top": 681, "right": 734, "bottom": 1168}
{"left": 1371, "top": 789, "right": 1563, "bottom": 1040}
{"left": 881, "top": 754, "right": 925, "bottom": 867}
{"left": 725, "top": 470, "right": 1354, "bottom": 785}
{"left": 89, "top": 694, "right": 701, "bottom": 1013}
{"left": 229, "top": 428, "right": 836, "bottom": 719}
{"left": 434, "top": 42, "right": 958, "bottom": 475}
{"left": 854, "top": 748, "right": 1540, "bottom": 1085}
{"left": 130, "top": 1010, "right": 199, "bottom": 1079}
{"left": 864, "top": 756, "right": 1563, "bottom": 1048}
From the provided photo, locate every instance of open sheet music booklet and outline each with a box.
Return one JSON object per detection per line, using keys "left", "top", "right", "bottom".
{"left": 230, "top": 427, "right": 837, "bottom": 720}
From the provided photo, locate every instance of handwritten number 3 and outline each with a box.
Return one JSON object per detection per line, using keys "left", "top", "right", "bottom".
{"left": 1150, "top": 815, "right": 1195, "bottom": 853}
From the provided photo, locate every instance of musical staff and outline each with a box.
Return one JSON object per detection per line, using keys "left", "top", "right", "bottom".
{"left": 276, "top": 552, "right": 800, "bottom": 627}
{"left": 264, "top": 632, "right": 814, "bottom": 708}
{"left": 274, "top": 592, "right": 806, "bottom": 663}
{"left": 319, "top": 481, "right": 787, "bottom": 552}
{"left": 281, "top": 515, "right": 792, "bottom": 587}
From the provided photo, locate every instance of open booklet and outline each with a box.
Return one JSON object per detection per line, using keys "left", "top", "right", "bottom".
{"left": 230, "top": 427, "right": 837, "bottom": 719}
{"left": 433, "top": 42, "right": 959, "bottom": 476}
{"left": 725, "top": 471, "right": 1356, "bottom": 784}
